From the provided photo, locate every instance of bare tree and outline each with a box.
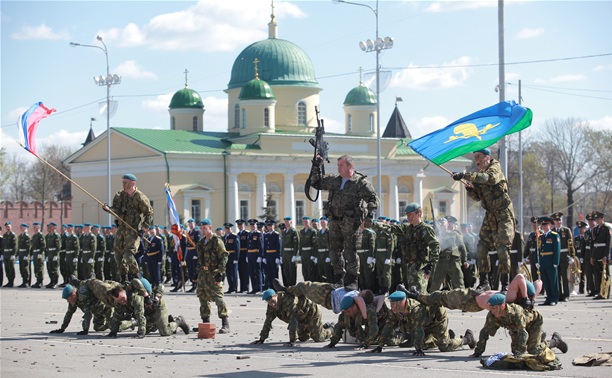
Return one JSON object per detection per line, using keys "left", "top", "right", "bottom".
{"left": 586, "top": 129, "right": 612, "bottom": 213}
{"left": 536, "top": 118, "right": 601, "bottom": 226}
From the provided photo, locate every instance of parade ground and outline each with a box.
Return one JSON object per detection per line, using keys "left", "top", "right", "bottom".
{"left": 1, "top": 274, "right": 611, "bottom": 377}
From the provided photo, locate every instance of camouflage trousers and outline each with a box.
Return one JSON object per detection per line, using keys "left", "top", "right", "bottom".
{"left": 85, "top": 279, "right": 124, "bottom": 308}
{"left": 421, "top": 314, "right": 463, "bottom": 352}
{"left": 113, "top": 227, "right": 141, "bottom": 277}
{"left": 417, "top": 289, "right": 482, "bottom": 313}
{"left": 329, "top": 217, "right": 362, "bottom": 276}
{"left": 145, "top": 299, "right": 177, "bottom": 336}
{"left": 46, "top": 249, "right": 59, "bottom": 284}
{"left": 289, "top": 304, "right": 331, "bottom": 342}
{"left": 509, "top": 310, "right": 545, "bottom": 355}
{"left": 87, "top": 302, "right": 113, "bottom": 332}
{"left": 18, "top": 250, "right": 30, "bottom": 281}
{"left": 429, "top": 255, "right": 464, "bottom": 292}
{"left": 375, "top": 255, "right": 392, "bottom": 291}
{"left": 477, "top": 209, "right": 513, "bottom": 274}
{"left": 402, "top": 262, "right": 428, "bottom": 294}
{"left": 32, "top": 251, "right": 44, "bottom": 283}
{"left": 196, "top": 271, "right": 228, "bottom": 319}
{"left": 286, "top": 281, "right": 334, "bottom": 310}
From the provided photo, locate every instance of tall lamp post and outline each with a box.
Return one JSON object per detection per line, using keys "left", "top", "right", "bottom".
{"left": 70, "top": 36, "right": 121, "bottom": 223}
{"left": 335, "top": 0, "right": 392, "bottom": 214}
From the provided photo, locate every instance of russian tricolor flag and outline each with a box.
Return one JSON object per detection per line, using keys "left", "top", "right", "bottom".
{"left": 17, "top": 102, "right": 56, "bottom": 156}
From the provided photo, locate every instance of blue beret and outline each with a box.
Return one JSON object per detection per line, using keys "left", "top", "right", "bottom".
{"left": 93, "top": 224, "right": 100, "bottom": 228}
{"left": 148, "top": 226, "right": 155, "bottom": 230}
{"left": 62, "top": 284, "right": 74, "bottom": 299}
{"left": 122, "top": 173, "right": 137, "bottom": 181}
{"left": 319, "top": 216, "right": 329, "bottom": 221}
{"left": 404, "top": 203, "right": 420, "bottom": 214}
{"left": 215, "top": 227, "right": 223, "bottom": 231}
{"left": 388, "top": 291, "right": 407, "bottom": 302}
{"left": 377, "top": 216, "right": 386, "bottom": 220}
{"left": 162, "top": 226, "right": 168, "bottom": 230}
{"left": 199, "top": 219, "right": 212, "bottom": 226}
{"left": 4, "top": 222, "right": 11, "bottom": 226}
{"left": 20, "top": 223, "right": 29, "bottom": 228}
{"left": 488, "top": 293, "right": 506, "bottom": 306}
{"left": 47, "top": 222, "right": 57, "bottom": 226}
{"left": 187, "top": 218, "right": 195, "bottom": 223}
{"left": 302, "top": 216, "right": 310, "bottom": 220}
{"left": 390, "top": 219, "right": 398, "bottom": 224}
{"left": 474, "top": 148, "right": 491, "bottom": 156}
{"left": 75, "top": 224, "right": 83, "bottom": 228}
{"left": 283, "top": 216, "right": 292, "bottom": 221}
{"left": 402, "top": 219, "right": 410, "bottom": 223}
{"left": 311, "top": 218, "right": 319, "bottom": 223}
{"left": 33, "top": 222, "right": 40, "bottom": 226}
{"left": 67, "top": 223, "right": 74, "bottom": 227}
{"left": 526, "top": 281, "right": 536, "bottom": 297}
{"left": 340, "top": 296, "right": 355, "bottom": 311}
{"left": 62, "top": 224, "right": 67, "bottom": 227}
{"left": 140, "top": 277, "right": 152, "bottom": 293}
{"left": 262, "top": 288, "right": 276, "bottom": 301}
{"left": 83, "top": 223, "right": 91, "bottom": 227}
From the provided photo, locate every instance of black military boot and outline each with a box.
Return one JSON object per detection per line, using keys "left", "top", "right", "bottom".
{"left": 18, "top": 281, "right": 28, "bottom": 288}
{"left": 218, "top": 317, "right": 230, "bottom": 334}
{"left": 476, "top": 273, "right": 490, "bottom": 292}
{"left": 174, "top": 315, "right": 190, "bottom": 334}
{"left": 331, "top": 274, "right": 344, "bottom": 289}
{"left": 500, "top": 273, "right": 509, "bottom": 293}
{"left": 396, "top": 284, "right": 419, "bottom": 300}
{"left": 343, "top": 273, "right": 358, "bottom": 291}
{"left": 170, "top": 281, "right": 183, "bottom": 292}
{"left": 3, "top": 280, "right": 14, "bottom": 288}
{"left": 461, "top": 329, "right": 476, "bottom": 349}
{"left": 187, "top": 282, "right": 197, "bottom": 293}
{"left": 32, "top": 281, "right": 42, "bottom": 288}
{"left": 548, "top": 332, "right": 568, "bottom": 353}
{"left": 272, "top": 278, "right": 286, "bottom": 292}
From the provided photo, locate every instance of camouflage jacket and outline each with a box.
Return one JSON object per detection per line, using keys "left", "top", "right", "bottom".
{"left": 259, "top": 292, "right": 320, "bottom": 342}
{"left": 197, "top": 234, "right": 228, "bottom": 275}
{"left": 109, "top": 188, "right": 153, "bottom": 230}
{"left": 312, "top": 169, "right": 379, "bottom": 220}
{"left": 388, "top": 222, "right": 439, "bottom": 266}
{"left": 474, "top": 303, "right": 539, "bottom": 356}
{"left": 110, "top": 282, "right": 146, "bottom": 335}
{"left": 61, "top": 285, "right": 106, "bottom": 332}
{"left": 31, "top": 231, "right": 46, "bottom": 255}
{"left": 330, "top": 303, "right": 383, "bottom": 346}
{"left": 45, "top": 232, "right": 61, "bottom": 254}
{"left": 464, "top": 159, "right": 515, "bottom": 215}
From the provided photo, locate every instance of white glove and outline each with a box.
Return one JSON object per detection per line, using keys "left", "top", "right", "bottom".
{"left": 262, "top": 258, "right": 267, "bottom": 264}
{"left": 52, "top": 256, "right": 58, "bottom": 262}
{"left": 580, "top": 258, "right": 584, "bottom": 264}
{"left": 310, "top": 255, "right": 316, "bottom": 261}
{"left": 296, "top": 256, "right": 302, "bottom": 263}
{"left": 367, "top": 257, "right": 373, "bottom": 265}
{"left": 522, "top": 258, "right": 527, "bottom": 265}
{"left": 38, "top": 254, "right": 43, "bottom": 259}
{"left": 45, "top": 257, "right": 48, "bottom": 262}
{"left": 384, "top": 259, "right": 391, "bottom": 265}
{"left": 256, "top": 257, "right": 262, "bottom": 263}
{"left": 193, "top": 255, "right": 198, "bottom": 260}
{"left": 291, "top": 256, "right": 297, "bottom": 263}
{"left": 73, "top": 258, "right": 78, "bottom": 263}
{"left": 553, "top": 264, "right": 558, "bottom": 268}
{"left": 518, "top": 261, "right": 523, "bottom": 267}
{"left": 276, "top": 258, "right": 281, "bottom": 265}
{"left": 569, "top": 257, "right": 574, "bottom": 265}
{"left": 88, "top": 258, "right": 94, "bottom": 264}
{"left": 372, "top": 258, "right": 376, "bottom": 264}
{"left": 471, "top": 258, "right": 476, "bottom": 265}
{"left": 233, "top": 260, "right": 239, "bottom": 264}
{"left": 535, "top": 263, "right": 540, "bottom": 269}
{"left": 396, "top": 258, "right": 401, "bottom": 264}
{"left": 97, "top": 257, "right": 103, "bottom": 262}
{"left": 10, "top": 255, "right": 15, "bottom": 261}
{"left": 167, "top": 257, "right": 172, "bottom": 263}
{"left": 495, "top": 260, "right": 499, "bottom": 266}
{"left": 325, "top": 257, "right": 331, "bottom": 263}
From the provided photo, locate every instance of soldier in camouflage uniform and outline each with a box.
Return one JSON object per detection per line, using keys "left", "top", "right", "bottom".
{"left": 63, "top": 224, "right": 80, "bottom": 284}
{"left": 373, "top": 220, "right": 394, "bottom": 294}
{"left": 310, "top": 155, "right": 379, "bottom": 290}
{"left": 453, "top": 148, "right": 515, "bottom": 292}
{"left": 356, "top": 219, "right": 376, "bottom": 290}
{"left": 251, "top": 289, "right": 331, "bottom": 346}
{"left": 17, "top": 224, "right": 32, "bottom": 288}
{"left": 45, "top": 222, "right": 62, "bottom": 288}
{"left": 390, "top": 219, "right": 404, "bottom": 294}
{"left": 143, "top": 283, "right": 189, "bottom": 336}
{"left": 429, "top": 217, "right": 467, "bottom": 291}
{"left": 30, "top": 222, "right": 46, "bottom": 288}
{"left": 373, "top": 291, "right": 475, "bottom": 355}
{"left": 49, "top": 283, "right": 116, "bottom": 335}
{"left": 2, "top": 222, "right": 17, "bottom": 287}
{"left": 102, "top": 173, "right": 153, "bottom": 281}
{"left": 387, "top": 203, "right": 439, "bottom": 294}
{"left": 315, "top": 217, "right": 334, "bottom": 283}
{"left": 195, "top": 219, "right": 230, "bottom": 334}
{"left": 300, "top": 216, "right": 318, "bottom": 282}
{"left": 281, "top": 217, "right": 300, "bottom": 286}
{"left": 105, "top": 278, "right": 149, "bottom": 338}
{"left": 92, "top": 224, "right": 105, "bottom": 280}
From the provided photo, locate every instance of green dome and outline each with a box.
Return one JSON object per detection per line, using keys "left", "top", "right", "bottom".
{"left": 239, "top": 77, "right": 276, "bottom": 100}
{"left": 169, "top": 87, "right": 204, "bottom": 109}
{"left": 343, "top": 85, "right": 377, "bottom": 106}
{"left": 228, "top": 38, "right": 319, "bottom": 89}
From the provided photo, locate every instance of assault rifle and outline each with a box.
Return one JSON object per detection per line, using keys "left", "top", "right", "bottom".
{"left": 305, "top": 106, "right": 330, "bottom": 202}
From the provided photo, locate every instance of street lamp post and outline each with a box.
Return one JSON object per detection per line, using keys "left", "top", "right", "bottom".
{"left": 335, "top": 0, "right": 391, "bottom": 215}
{"left": 70, "top": 36, "right": 121, "bottom": 223}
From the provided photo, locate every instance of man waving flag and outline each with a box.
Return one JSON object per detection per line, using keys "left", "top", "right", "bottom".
{"left": 17, "top": 102, "right": 56, "bottom": 156}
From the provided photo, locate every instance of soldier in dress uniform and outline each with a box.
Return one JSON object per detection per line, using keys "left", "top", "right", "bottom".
{"left": 299, "top": 216, "right": 317, "bottom": 282}
{"left": 389, "top": 219, "right": 403, "bottom": 293}
{"left": 223, "top": 222, "right": 240, "bottom": 294}
{"left": 315, "top": 217, "right": 333, "bottom": 283}
{"left": 30, "top": 222, "right": 46, "bottom": 288}
{"left": 58, "top": 224, "right": 69, "bottom": 287}
{"left": 79, "top": 223, "right": 97, "bottom": 280}
{"left": 523, "top": 217, "right": 544, "bottom": 295}
{"left": 591, "top": 211, "right": 610, "bottom": 299}
{"left": 184, "top": 219, "right": 201, "bottom": 293}
{"left": 583, "top": 213, "right": 597, "bottom": 296}
{"left": 373, "top": 218, "right": 394, "bottom": 295}
{"left": 2, "top": 222, "right": 17, "bottom": 287}
{"left": 246, "top": 219, "right": 263, "bottom": 294}
{"left": 536, "top": 217, "right": 560, "bottom": 306}
{"left": 63, "top": 224, "right": 80, "bottom": 286}
{"left": 281, "top": 216, "right": 300, "bottom": 286}
{"left": 145, "top": 226, "right": 164, "bottom": 287}
{"left": 356, "top": 218, "right": 375, "bottom": 290}
{"left": 550, "top": 212, "right": 576, "bottom": 302}
{"left": 45, "top": 222, "right": 62, "bottom": 289}
{"left": 235, "top": 219, "right": 250, "bottom": 293}
{"left": 574, "top": 220, "right": 590, "bottom": 295}
{"left": 92, "top": 225, "right": 106, "bottom": 280}
{"left": 17, "top": 223, "right": 32, "bottom": 288}
{"left": 263, "top": 220, "right": 280, "bottom": 291}
{"left": 256, "top": 222, "right": 267, "bottom": 289}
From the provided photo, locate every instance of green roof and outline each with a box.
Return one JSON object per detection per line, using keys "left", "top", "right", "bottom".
{"left": 228, "top": 38, "right": 319, "bottom": 89}
{"left": 113, "top": 128, "right": 258, "bottom": 154}
{"left": 169, "top": 87, "right": 204, "bottom": 109}
{"left": 344, "top": 85, "right": 377, "bottom": 106}
{"left": 239, "top": 77, "right": 276, "bottom": 100}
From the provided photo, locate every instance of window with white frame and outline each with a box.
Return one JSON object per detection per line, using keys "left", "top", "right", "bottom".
{"left": 264, "top": 108, "right": 270, "bottom": 127}
{"left": 295, "top": 200, "right": 305, "bottom": 220}
{"left": 369, "top": 113, "right": 374, "bottom": 132}
{"left": 234, "top": 104, "right": 240, "bottom": 128}
{"left": 240, "top": 200, "right": 249, "bottom": 220}
{"left": 191, "top": 199, "right": 201, "bottom": 222}
{"left": 297, "top": 102, "right": 307, "bottom": 126}
{"left": 192, "top": 116, "right": 198, "bottom": 131}
{"left": 241, "top": 108, "right": 246, "bottom": 129}
{"left": 347, "top": 114, "right": 352, "bottom": 133}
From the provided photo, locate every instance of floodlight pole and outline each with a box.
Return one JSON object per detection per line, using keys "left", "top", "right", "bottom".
{"left": 70, "top": 36, "right": 119, "bottom": 224}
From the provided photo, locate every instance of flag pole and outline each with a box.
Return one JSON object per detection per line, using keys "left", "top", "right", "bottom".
{"left": 401, "top": 141, "right": 469, "bottom": 186}
{"left": 17, "top": 141, "right": 149, "bottom": 244}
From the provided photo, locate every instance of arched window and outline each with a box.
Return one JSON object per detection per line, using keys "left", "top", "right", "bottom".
{"left": 234, "top": 104, "right": 240, "bottom": 128}
{"left": 297, "top": 101, "right": 307, "bottom": 126}
{"left": 192, "top": 116, "right": 198, "bottom": 131}
{"left": 241, "top": 108, "right": 246, "bottom": 129}
{"left": 347, "top": 114, "right": 352, "bottom": 133}
{"left": 171, "top": 116, "right": 175, "bottom": 130}
{"left": 264, "top": 108, "right": 270, "bottom": 127}
{"left": 369, "top": 113, "right": 374, "bottom": 132}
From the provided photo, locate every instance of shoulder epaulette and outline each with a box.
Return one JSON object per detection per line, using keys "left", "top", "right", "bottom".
{"left": 551, "top": 231, "right": 558, "bottom": 235}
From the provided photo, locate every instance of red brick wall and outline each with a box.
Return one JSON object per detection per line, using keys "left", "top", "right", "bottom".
{"left": 1, "top": 201, "right": 72, "bottom": 227}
